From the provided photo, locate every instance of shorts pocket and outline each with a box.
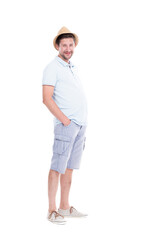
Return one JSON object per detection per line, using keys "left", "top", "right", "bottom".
{"left": 63, "top": 120, "right": 73, "bottom": 128}
{"left": 53, "top": 134, "right": 71, "bottom": 155}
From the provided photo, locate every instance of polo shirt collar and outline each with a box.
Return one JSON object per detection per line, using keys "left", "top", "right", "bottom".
{"left": 56, "top": 56, "right": 74, "bottom": 67}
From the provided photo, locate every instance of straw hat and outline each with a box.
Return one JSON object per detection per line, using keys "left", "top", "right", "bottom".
{"left": 53, "top": 26, "right": 79, "bottom": 50}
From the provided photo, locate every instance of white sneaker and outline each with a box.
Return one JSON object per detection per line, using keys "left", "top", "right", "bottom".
{"left": 58, "top": 206, "right": 87, "bottom": 218}
{"left": 47, "top": 211, "right": 66, "bottom": 224}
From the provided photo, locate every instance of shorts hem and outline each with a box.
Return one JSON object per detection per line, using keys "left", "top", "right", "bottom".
{"left": 50, "top": 167, "right": 65, "bottom": 174}
{"left": 50, "top": 166, "right": 80, "bottom": 174}
{"left": 67, "top": 166, "right": 80, "bottom": 170}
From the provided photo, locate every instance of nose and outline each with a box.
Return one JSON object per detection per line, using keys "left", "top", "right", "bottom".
{"left": 66, "top": 45, "right": 70, "bottom": 51}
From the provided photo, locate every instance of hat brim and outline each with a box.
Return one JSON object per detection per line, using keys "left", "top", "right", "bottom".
{"left": 53, "top": 33, "right": 79, "bottom": 50}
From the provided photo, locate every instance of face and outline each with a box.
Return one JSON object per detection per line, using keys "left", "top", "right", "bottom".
{"left": 56, "top": 38, "right": 75, "bottom": 62}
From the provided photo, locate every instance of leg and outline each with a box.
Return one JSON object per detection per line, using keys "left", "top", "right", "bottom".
{"left": 59, "top": 168, "right": 73, "bottom": 209}
{"left": 48, "top": 169, "right": 60, "bottom": 213}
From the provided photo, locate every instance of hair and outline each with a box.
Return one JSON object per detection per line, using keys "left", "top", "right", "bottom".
{"left": 56, "top": 33, "right": 76, "bottom": 46}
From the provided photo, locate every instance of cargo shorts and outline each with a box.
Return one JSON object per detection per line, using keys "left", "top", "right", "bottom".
{"left": 50, "top": 120, "right": 87, "bottom": 174}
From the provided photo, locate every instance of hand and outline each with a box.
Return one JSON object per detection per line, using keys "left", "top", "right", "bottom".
{"left": 63, "top": 119, "right": 71, "bottom": 126}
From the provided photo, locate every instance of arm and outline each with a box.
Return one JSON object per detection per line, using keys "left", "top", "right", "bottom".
{"left": 42, "top": 85, "right": 71, "bottom": 126}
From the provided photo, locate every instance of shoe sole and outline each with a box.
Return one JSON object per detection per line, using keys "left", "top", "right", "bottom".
{"left": 48, "top": 220, "right": 66, "bottom": 225}
{"left": 59, "top": 215, "right": 88, "bottom": 218}
{"left": 47, "top": 218, "right": 66, "bottom": 225}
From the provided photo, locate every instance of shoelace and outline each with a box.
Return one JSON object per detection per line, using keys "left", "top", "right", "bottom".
{"left": 48, "top": 210, "right": 64, "bottom": 219}
{"left": 70, "top": 206, "right": 76, "bottom": 214}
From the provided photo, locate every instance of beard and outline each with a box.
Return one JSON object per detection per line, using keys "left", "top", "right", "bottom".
{"left": 60, "top": 51, "right": 73, "bottom": 61}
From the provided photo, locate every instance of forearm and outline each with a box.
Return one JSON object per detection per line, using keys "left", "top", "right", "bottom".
{"left": 43, "top": 97, "right": 69, "bottom": 125}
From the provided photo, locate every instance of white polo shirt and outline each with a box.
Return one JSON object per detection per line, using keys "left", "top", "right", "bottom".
{"left": 42, "top": 56, "right": 88, "bottom": 126}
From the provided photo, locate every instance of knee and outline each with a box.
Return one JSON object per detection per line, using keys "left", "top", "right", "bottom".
{"left": 66, "top": 179, "right": 72, "bottom": 186}
{"left": 61, "top": 177, "right": 72, "bottom": 187}
{"left": 49, "top": 169, "right": 60, "bottom": 178}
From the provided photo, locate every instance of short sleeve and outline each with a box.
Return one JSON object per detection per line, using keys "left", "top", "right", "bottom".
{"left": 42, "top": 62, "right": 57, "bottom": 86}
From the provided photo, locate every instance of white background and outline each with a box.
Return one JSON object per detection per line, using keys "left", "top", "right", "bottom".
{"left": 0, "top": 0, "right": 160, "bottom": 239}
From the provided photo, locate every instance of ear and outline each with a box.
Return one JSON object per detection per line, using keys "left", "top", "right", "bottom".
{"left": 55, "top": 43, "right": 59, "bottom": 50}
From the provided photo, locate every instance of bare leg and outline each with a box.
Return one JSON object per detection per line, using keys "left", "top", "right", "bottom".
{"left": 59, "top": 168, "right": 73, "bottom": 209}
{"left": 48, "top": 169, "right": 60, "bottom": 213}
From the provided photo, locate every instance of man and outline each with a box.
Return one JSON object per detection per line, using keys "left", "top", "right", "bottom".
{"left": 42, "top": 27, "right": 88, "bottom": 224}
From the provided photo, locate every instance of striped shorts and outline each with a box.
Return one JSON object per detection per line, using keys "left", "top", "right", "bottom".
{"left": 51, "top": 120, "right": 87, "bottom": 174}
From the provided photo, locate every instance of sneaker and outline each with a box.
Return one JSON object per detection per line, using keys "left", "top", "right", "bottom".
{"left": 47, "top": 210, "right": 66, "bottom": 224}
{"left": 58, "top": 206, "right": 87, "bottom": 218}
